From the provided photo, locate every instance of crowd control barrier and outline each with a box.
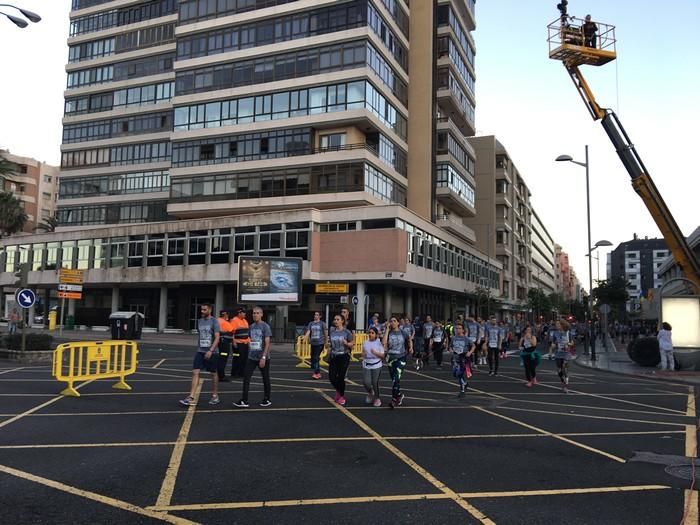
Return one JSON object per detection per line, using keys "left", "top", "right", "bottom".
{"left": 52, "top": 340, "right": 139, "bottom": 397}
{"left": 294, "top": 333, "right": 368, "bottom": 367}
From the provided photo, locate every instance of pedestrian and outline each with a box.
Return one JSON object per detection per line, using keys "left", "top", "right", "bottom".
{"left": 216, "top": 310, "right": 233, "bottom": 382}
{"left": 520, "top": 325, "right": 540, "bottom": 387}
{"left": 419, "top": 315, "right": 434, "bottom": 370}
{"left": 485, "top": 317, "right": 502, "bottom": 376}
{"left": 305, "top": 311, "right": 327, "bottom": 380}
{"left": 477, "top": 317, "right": 488, "bottom": 366}
{"left": 498, "top": 320, "right": 509, "bottom": 359}
{"left": 9, "top": 309, "right": 19, "bottom": 335}
{"left": 233, "top": 306, "right": 272, "bottom": 408}
{"left": 340, "top": 307, "right": 356, "bottom": 334}
{"left": 229, "top": 307, "right": 250, "bottom": 378}
{"left": 362, "top": 326, "right": 385, "bottom": 407}
{"left": 327, "top": 314, "right": 353, "bottom": 406}
{"left": 466, "top": 316, "right": 482, "bottom": 366}
{"left": 551, "top": 319, "right": 574, "bottom": 392}
{"left": 449, "top": 323, "right": 474, "bottom": 397}
{"left": 430, "top": 320, "right": 447, "bottom": 369}
{"left": 657, "top": 322, "right": 675, "bottom": 371}
{"left": 180, "top": 304, "right": 221, "bottom": 406}
{"left": 383, "top": 316, "right": 412, "bottom": 408}
{"left": 583, "top": 14, "right": 598, "bottom": 48}
{"left": 547, "top": 321, "right": 556, "bottom": 360}
{"left": 368, "top": 314, "right": 383, "bottom": 337}
{"left": 401, "top": 315, "right": 415, "bottom": 342}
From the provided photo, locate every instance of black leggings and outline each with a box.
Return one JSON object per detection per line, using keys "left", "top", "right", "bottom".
{"left": 216, "top": 338, "right": 231, "bottom": 380}
{"left": 310, "top": 344, "right": 324, "bottom": 373}
{"left": 242, "top": 358, "right": 271, "bottom": 401}
{"left": 523, "top": 352, "right": 537, "bottom": 381}
{"left": 329, "top": 353, "right": 350, "bottom": 396}
{"left": 432, "top": 342, "right": 444, "bottom": 366}
{"left": 487, "top": 347, "right": 500, "bottom": 373}
{"left": 556, "top": 358, "right": 568, "bottom": 383}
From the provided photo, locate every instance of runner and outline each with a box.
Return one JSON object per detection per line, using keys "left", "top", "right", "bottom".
{"left": 519, "top": 325, "right": 540, "bottom": 387}
{"left": 477, "top": 317, "right": 488, "bottom": 366}
{"left": 304, "top": 311, "right": 327, "bottom": 380}
{"left": 383, "top": 316, "right": 412, "bottom": 408}
{"left": 498, "top": 320, "right": 509, "bottom": 359}
{"left": 340, "top": 307, "right": 356, "bottom": 334}
{"left": 551, "top": 319, "right": 574, "bottom": 392}
{"left": 449, "top": 323, "right": 474, "bottom": 397}
{"left": 430, "top": 320, "right": 447, "bottom": 369}
{"left": 419, "top": 315, "right": 434, "bottom": 370}
{"left": 328, "top": 314, "right": 353, "bottom": 406}
{"left": 400, "top": 316, "right": 415, "bottom": 345}
{"left": 361, "top": 326, "right": 385, "bottom": 407}
{"left": 485, "top": 317, "right": 502, "bottom": 376}
{"left": 233, "top": 306, "right": 272, "bottom": 408}
{"left": 180, "top": 303, "right": 220, "bottom": 407}
{"left": 466, "top": 316, "right": 482, "bottom": 367}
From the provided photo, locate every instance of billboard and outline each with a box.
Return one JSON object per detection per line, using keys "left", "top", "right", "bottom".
{"left": 237, "top": 256, "right": 303, "bottom": 305}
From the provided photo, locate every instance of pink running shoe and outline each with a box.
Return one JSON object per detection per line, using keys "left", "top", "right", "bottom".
{"left": 373, "top": 398, "right": 382, "bottom": 407}
{"left": 312, "top": 372, "right": 321, "bottom": 380}
{"left": 338, "top": 396, "right": 346, "bottom": 406}
{"left": 525, "top": 381, "right": 532, "bottom": 387}
{"left": 532, "top": 377, "right": 538, "bottom": 385}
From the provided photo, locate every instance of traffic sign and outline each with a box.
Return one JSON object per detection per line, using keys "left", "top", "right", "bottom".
{"left": 315, "top": 283, "right": 349, "bottom": 294}
{"left": 58, "top": 291, "right": 82, "bottom": 300}
{"left": 352, "top": 296, "right": 359, "bottom": 306}
{"left": 59, "top": 268, "right": 85, "bottom": 285}
{"left": 58, "top": 284, "right": 83, "bottom": 292}
{"left": 16, "top": 289, "right": 36, "bottom": 309}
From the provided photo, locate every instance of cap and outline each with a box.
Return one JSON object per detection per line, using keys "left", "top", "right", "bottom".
{"left": 219, "top": 310, "right": 228, "bottom": 316}
{"left": 235, "top": 307, "right": 245, "bottom": 314}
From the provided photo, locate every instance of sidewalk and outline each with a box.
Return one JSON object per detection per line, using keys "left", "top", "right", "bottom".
{"left": 574, "top": 337, "right": 700, "bottom": 386}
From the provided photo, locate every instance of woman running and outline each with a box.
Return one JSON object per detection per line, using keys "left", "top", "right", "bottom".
{"left": 551, "top": 319, "right": 573, "bottom": 392}
{"left": 383, "top": 316, "right": 412, "bottom": 408}
{"left": 449, "top": 323, "right": 474, "bottom": 397}
{"left": 430, "top": 320, "right": 447, "bottom": 370}
{"left": 328, "top": 314, "right": 353, "bottom": 406}
{"left": 362, "top": 327, "right": 385, "bottom": 406}
{"left": 519, "top": 325, "right": 539, "bottom": 387}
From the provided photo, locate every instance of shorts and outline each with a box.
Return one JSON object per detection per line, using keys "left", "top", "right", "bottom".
{"left": 193, "top": 351, "right": 218, "bottom": 372}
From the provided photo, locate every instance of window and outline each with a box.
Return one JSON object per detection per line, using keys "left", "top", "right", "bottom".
{"left": 167, "top": 233, "right": 185, "bottom": 266}
{"left": 188, "top": 231, "right": 208, "bottom": 265}
{"left": 147, "top": 235, "right": 164, "bottom": 266}
{"left": 127, "top": 236, "right": 145, "bottom": 267}
{"left": 320, "top": 133, "right": 346, "bottom": 151}
{"left": 210, "top": 228, "right": 230, "bottom": 264}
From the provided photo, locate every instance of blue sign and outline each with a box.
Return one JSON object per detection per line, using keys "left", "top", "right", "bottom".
{"left": 16, "top": 289, "right": 36, "bottom": 309}
{"left": 352, "top": 296, "right": 359, "bottom": 306}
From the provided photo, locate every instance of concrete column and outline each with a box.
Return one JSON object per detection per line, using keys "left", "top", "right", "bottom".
{"left": 383, "top": 284, "right": 392, "bottom": 320}
{"left": 111, "top": 286, "right": 120, "bottom": 312}
{"left": 405, "top": 288, "right": 413, "bottom": 317}
{"left": 28, "top": 304, "right": 36, "bottom": 327}
{"left": 274, "top": 305, "right": 288, "bottom": 339}
{"left": 215, "top": 284, "right": 224, "bottom": 315}
{"left": 158, "top": 285, "right": 168, "bottom": 332}
{"left": 356, "top": 281, "right": 367, "bottom": 330}
{"left": 67, "top": 299, "right": 76, "bottom": 316}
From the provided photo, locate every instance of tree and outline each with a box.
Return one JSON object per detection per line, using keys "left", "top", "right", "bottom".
{"left": 34, "top": 216, "right": 58, "bottom": 233}
{"left": 0, "top": 156, "right": 16, "bottom": 176}
{"left": 548, "top": 292, "right": 566, "bottom": 315}
{"left": 0, "top": 191, "right": 28, "bottom": 237}
{"left": 527, "top": 288, "right": 551, "bottom": 320}
{"left": 592, "top": 277, "right": 630, "bottom": 318}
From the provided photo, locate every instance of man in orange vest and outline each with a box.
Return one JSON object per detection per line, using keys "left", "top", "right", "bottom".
{"left": 230, "top": 307, "right": 250, "bottom": 378}
{"left": 217, "top": 310, "right": 234, "bottom": 382}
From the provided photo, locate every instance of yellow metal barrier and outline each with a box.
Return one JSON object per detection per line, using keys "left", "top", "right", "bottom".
{"left": 294, "top": 333, "right": 368, "bottom": 367}
{"left": 52, "top": 340, "right": 139, "bottom": 397}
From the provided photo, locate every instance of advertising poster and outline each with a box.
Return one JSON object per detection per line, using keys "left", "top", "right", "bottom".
{"left": 237, "top": 256, "right": 303, "bottom": 304}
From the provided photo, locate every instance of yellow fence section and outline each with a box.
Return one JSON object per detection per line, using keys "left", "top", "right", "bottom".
{"left": 294, "top": 333, "right": 368, "bottom": 368}
{"left": 52, "top": 340, "right": 139, "bottom": 397}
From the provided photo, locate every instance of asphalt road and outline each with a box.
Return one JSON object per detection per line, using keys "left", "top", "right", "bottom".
{"left": 0, "top": 346, "right": 697, "bottom": 524}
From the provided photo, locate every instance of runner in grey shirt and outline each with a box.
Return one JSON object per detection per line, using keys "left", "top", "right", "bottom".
{"left": 305, "top": 312, "right": 327, "bottom": 379}
{"left": 383, "top": 316, "right": 412, "bottom": 407}
{"left": 234, "top": 306, "right": 273, "bottom": 408}
{"left": 180, "top": 304, "right": 220, "bottom": 407}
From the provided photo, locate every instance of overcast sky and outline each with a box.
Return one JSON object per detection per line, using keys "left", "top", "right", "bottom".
{"left": 0, "top": 0, "right": 698, "bottom": 292}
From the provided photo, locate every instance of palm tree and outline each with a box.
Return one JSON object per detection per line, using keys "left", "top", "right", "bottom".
{"left": 0, "top": 154, "right": 16, "bottom": 177}
{"left": 34, "top": 216, "right": 58, "bottom": 233}
{"left": 0, "top": 191, "right": 28, "bottom": 237}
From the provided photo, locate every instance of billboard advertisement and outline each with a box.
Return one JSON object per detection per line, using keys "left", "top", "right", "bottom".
{"left": 237, "top": 256, "right": 303, "bottom": 305}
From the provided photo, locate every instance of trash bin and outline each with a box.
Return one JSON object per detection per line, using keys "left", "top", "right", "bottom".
{"left": 65, "top": 315, "right": 75, "bottom": 330}
{"left": 109, "top": 312, "right": 145, "bottom": 340}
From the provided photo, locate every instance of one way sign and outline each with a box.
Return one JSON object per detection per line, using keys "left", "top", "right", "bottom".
{"left": 16, "top": 289, "right": 36, "bottom": 309}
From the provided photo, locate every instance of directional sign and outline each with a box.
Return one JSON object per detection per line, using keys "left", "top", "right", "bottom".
{"left": 315, "top": 283, "right": 349, "bottom": 294}
{"left": 59, "top": 268, "right": 85, "bottom": 285}
{"left": 58, "top": 291, "right": 82, "bottom": 300}
{"left": 58, "top": 284, "right": 83, "bottom": 292}
{"left": 16, "top": 289, "right": 36, "bottom": 309}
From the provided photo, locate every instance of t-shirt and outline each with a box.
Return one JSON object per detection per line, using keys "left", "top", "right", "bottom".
{"left": 400, "top": 324, "right": 415, "bottom": 340}
{"left": 248, "top": 320, "right": 272, "bottom": 360}
{"left": 386, "top": 330, "right": 409, "bottom": 357}
{"left": 306, "top": 320, "right": 327, "bottom": 345}
{"left": 432, "top": 327, "right": 445, "bottom": 344}
{"left": 658, "top": 329, "right": 673, "bottom": 351}
{"left": 552, "top": 330, "right": 571, "bottom": 358}
{"left": 467, "top": 322, "right": 480, "bottom": 343}
{"left": 329, "top": 327, "right": 352, "bottom": 356}
{"left": 423, "top": 322, "right": 434, "bottom": 339}
{"left": 197, "top": 317, "right": 220, "bottom": 353}
{"left": 485, "top": 324, "right": 500, "bottom": 348}
{"left": 450, "top": 335, "right": 469, "bottom": 355}
{"left": 521, "top": 337, "right": 535, "bottom": 352}
{"left": 362, "top": 339, "right": 384, "bottom": 369}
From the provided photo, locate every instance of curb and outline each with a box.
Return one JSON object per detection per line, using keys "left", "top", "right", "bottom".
{"left": 572, "top": 357, "right": 699, "bottom": 387}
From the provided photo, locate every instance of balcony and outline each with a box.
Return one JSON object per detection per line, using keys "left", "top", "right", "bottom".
{"left": 495, "top": 192, "right": 512, "bottom": 208}
{"left": 436, "top": 214, "right": 477, "bottom": 244}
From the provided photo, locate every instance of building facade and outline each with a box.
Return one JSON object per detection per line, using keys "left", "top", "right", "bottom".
{"left": 1, "top": 0, "right": 501, "bottom": 332}
{"left": 0, "top": 150, "right": 59, "bottom": 233}
{"left": 530, "top": 207, "right": 556, "bottom": 295}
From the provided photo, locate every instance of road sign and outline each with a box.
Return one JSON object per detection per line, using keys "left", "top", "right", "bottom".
{"left": 16, "top": 289, "right": 36, "bottom": 309}
{"left": 599, "top": 303, "right": 611, "bottom": 314}
{"left": 315, "top": 283, "right": 349, "bottom": 294}
{"left": 58, "top": 284, "right": 83, "bottom": 292}
{"left": 59, "top": 268, "right": 85, "bottom": 285}
{"left": 58, "top": 291, "right": 82, "bottom": 300}
{"left": 352, "top": 296, "right": 359, "bottom": 306}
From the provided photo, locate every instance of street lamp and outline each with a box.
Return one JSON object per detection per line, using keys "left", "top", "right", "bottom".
{"left": 0, "top": 4, "right": 41, "bottom": 28}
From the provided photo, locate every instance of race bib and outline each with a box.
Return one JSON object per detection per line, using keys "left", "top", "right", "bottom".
{"left": 200, "top": 337, "right": 212, "bottom": 348}
{"left": 249, "top": 341, "right": 262, "bottom": 351}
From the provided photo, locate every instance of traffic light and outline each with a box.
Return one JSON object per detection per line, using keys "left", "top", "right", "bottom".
{"left": 13, "top": 263, "right": 29, "bottom": 289}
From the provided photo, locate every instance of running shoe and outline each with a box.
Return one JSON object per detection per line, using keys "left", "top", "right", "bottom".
{"left": 525, "top": 381, "right": 532, "bottom": 388}
{"left": 233, "top": 399, "right": 249, "bottom": 408}
{"left": 564, "top": 376, "right": 569, "bottom": 385}
{"left": 259, "top": 399, "right": 272, "bottom": 407}
{"left": 311, "top": 372, "right": 321, "bottom": 380}
{"left": 397, "top": 393, "right": 405, "bottom": 406}
{"left": 373, "top": 398, "right": 382, "bottom": 407}
{"left": 488, "top": 371, "right": 494, "bottom": 376}
{"left": 532, "top": 377, "right": 538, "bottom": 385}
{"left": 337, "top": 396, "right": 346, "bottom": 407}
{"left": 179, "top": 396, "right": 194, "bottom": 407}
{"left": 365, "top": 395, "right": 373, "bottom": 405}
{"left": 208, "top": 395, "right": 220, "bottom": 405}
{"left": 334, "top": 391, "right": 340, "bottom": 402}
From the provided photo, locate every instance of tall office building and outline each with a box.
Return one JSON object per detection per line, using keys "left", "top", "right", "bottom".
{"left": 1, "top": 0, "right": 499, "bottom": 331}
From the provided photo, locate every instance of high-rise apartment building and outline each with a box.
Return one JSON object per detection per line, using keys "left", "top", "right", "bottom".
{"left": 0, "top": 150, "right": 59, "bottom": 233}
{"left": 530, "top": 208, "right": 556, "bottom": 295}
{"left": 1, "top": 0, "right": 501, "bottom": 331}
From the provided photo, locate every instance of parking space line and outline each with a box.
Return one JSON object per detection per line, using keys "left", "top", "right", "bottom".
{"left": 155, "top": 379, "right": 202, "bottom": 509}
{"left": 476, "top": 407, "right": 626, "bottom": 463}
{"left": 684, "top": 490, "right": 699, "bottom": 525}
{"left": 0, "top": 367, "right": 24, "bottom": 375}
{"left": 459, "top": 484, "right": 670, "bottom": 498}
{"left": 316, "top": 389, "right": 495, "bottom": 524}
{"left": 687, "top": 387, "right": 696, "bottom": 417}
{"left": 152, "top": 359, "right": 166, "bottom": 369}
{"left": 504, "top": 396, "right": 689, "bottom": 418}
{"left": 497, "top": 405, "right": 688, "bottom": 427}
{"left": 0, "top": 380, "right": 94, "bottom": 431}
{"left": 0, "top": 463, "right": 196, "bottom": 525}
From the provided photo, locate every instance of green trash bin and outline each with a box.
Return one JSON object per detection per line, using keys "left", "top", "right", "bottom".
{"left": 65, "top": 315, "right": 75, "bottom": 330}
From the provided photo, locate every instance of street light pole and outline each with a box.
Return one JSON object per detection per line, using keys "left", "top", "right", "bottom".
{"left": 0, "top": 3, "right": 41, "bottom": 28}
{"left": 584, "top": 145, "right": 595, "bottom": 359}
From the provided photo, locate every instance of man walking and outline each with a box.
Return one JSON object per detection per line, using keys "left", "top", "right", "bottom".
{"left": 180, "top": 304, "right": 221, "bottom": 406}
{"left": 234, "top": 306, "right": 272, "bottom": 408}
{"left": 229, "top": 307, "right": 250, "bottom": 378}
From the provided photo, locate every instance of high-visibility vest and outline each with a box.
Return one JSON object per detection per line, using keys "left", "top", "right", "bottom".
{"left": 218, "top": 318, "right": 233, "bottom": 340}
{"left": 230, "top": 317, "right": 250, "bottom": 343}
